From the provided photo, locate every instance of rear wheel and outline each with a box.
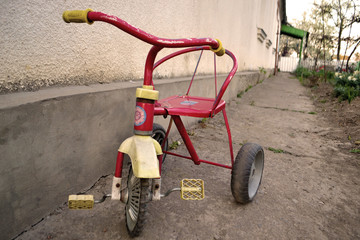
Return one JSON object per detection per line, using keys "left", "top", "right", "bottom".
{"left": 231, "top": 143, "right": 264, "bottom": 203}
{"left": 152, "top": 123, "right": 168, "bottom": 163}
{"left": 125, "top": 167, "right": 151, "bottom": 237}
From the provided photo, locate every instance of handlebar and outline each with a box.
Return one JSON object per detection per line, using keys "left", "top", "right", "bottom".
{"left": 62, "top": 9, "right": 225, "bottom": 56}
{"left": 63, "top": 9, "right": 93, "bottom": 24}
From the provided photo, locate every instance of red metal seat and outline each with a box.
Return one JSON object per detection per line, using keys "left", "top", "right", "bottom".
{"left": 155, "top": 95, "right": 226, "bottom": 118}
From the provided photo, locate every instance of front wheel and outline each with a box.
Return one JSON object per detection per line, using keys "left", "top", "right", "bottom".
{"left": 125, "top": 167, "right": 151, "bottom": 237}
{"left": 231, "top": 143, "right": 264, "bottom": 204}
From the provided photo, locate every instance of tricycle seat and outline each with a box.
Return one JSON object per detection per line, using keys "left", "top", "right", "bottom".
{"left": 155, "top": 95, "right": 225, "bottom": 118}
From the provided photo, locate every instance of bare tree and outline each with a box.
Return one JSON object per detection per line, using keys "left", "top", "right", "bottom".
{"left": 294, "top": 2, "right": 334, "bottom": 69}
{"left": 329, "top": 0, "right": 360, "bottom": 61}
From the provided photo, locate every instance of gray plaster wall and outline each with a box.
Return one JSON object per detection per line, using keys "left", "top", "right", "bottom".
{"left": 0, "top": 71, "right": 269, "bottom": 239}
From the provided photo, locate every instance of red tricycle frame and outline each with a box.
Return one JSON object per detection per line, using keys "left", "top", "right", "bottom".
{"left": 87, "top": 9, "right": 239, "bottom": 178}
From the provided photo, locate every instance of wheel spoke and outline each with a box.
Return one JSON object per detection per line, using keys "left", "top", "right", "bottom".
{"left": 129, "top": 201, "right": 139, "bottom": 220}
{"left": 126, "top": 170, "right": 142, "bottom": 230}
{"left": 125, "top": 168, "right": 151, "bottom": 236}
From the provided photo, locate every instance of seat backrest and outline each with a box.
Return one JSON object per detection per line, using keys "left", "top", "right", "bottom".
{"left": 153, "top": 46, "right": 238, "bottom": 113}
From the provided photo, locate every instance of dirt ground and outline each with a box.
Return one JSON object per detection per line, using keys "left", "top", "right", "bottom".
{"left": 309, "top": 81, "right": 360, "bottom": 153}
{"left": 15, "top": 73, "right": 359, "bottom": 240}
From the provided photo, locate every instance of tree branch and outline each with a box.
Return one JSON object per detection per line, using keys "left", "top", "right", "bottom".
{"left": 346, "top": 39, "right": 360, "bottom": 71}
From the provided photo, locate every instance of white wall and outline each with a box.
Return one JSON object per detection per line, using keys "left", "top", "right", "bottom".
{"left": 0, "top": 0, "right": 279, "bottom": 93}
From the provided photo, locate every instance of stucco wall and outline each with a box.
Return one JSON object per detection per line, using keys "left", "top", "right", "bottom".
{"left": 0, "top": 0, "right": 278, "bottom": 93}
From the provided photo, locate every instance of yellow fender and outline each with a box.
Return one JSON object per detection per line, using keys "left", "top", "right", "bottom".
{"left": 119, "top": 135, "right": 162, "bottom": 178}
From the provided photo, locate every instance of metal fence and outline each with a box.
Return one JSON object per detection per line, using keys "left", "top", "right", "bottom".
{"left": 300, "top": 59, "right": 338, "bottom": 71}
{"left": 278, "top": 56, "right": 298, "bottom": 72}
{"left": 279, "top": 56, "right": 345, "bottom": 72}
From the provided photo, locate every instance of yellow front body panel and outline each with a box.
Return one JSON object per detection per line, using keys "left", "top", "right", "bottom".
{"left": 119, "top": 135, "right": 162, "bottom": 178}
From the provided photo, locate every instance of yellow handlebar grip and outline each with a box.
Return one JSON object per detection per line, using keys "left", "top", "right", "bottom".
{"left": 62, "top": 9, "right": 93, "bottom": 24}
{"left": 210, "top": 39, "right": 225, "bottom": 56}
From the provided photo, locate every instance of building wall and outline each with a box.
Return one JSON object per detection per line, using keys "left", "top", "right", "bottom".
{"left": 0, "top": 0, "right": 278, "bottom": 93}
{"left": 0, "top": 0, "right": 279, "bottom": 239}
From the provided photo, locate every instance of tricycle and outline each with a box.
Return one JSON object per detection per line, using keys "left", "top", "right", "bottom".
{"left": 63, "top": 9, "right": 265, "bottom": 237}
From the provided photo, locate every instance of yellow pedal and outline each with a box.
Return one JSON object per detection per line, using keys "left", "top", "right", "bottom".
{"left": 181, "top": 179, "right": 205, "bottom": 200}
{"left": 68, "top": 195, "right": 94, "bottom": 209}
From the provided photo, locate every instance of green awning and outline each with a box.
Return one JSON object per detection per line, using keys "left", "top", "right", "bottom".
{"left": 281, "top": 24, "right": 308, "bottom": 39}
{"left": 281, "top": 24, "right": 309, "bottom": 64}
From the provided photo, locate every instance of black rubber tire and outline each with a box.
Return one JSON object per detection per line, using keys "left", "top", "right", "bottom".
{"left": 231, "top": 143, "right": 264, "bottom": 204}
{"left": 152, "top": 123, "right": 168, "bottom": 163}
{"left": 125, "top": 167, "right": 151, "bottom": 237}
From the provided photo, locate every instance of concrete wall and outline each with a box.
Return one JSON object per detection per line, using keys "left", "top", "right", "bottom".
{"left": 0, "top": 71, "right": 271, "bottom": 239}
{"left": 0, "top": 0, "right": 278, "bottom": 93}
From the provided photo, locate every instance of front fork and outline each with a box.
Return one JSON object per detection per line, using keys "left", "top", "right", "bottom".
{"left": 111, "top": 85, "right": 162, "bottom": 201}
{"left": 111, "top": 152, "right": 124, "bottom": 200}
{"left": 111, "top": 152, "right": 163, "bottom": 202}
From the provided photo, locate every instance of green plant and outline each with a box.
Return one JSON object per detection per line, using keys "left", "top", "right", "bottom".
{"left": 311, "top": 85, "right": 318, "bottom": 90}
{"left": 334, "top": 85, "right": 359, "bottom": 103}
{"left": 294, "top": 66, "right": 336, "bottom": 86}
{"left": 268, "top": 147, "right": 285, "bottom": 153}
{"left": 350, "top": 149, "right": 360, "bottom": 154}
{"left": 239, "top": 140, "right": 248, "bottom": 146}
{"left": 169, "top": 141, "right": 181, "bottom": 150}
{"left": 259, "top": 67, "right": 267, "bottom": 75}
{"left": 245, "top": 85, "right": 252, "bottom": 92}
{"left": 199, "top": 118, "right": 208, "bottom": 128}
{"left": 298, "top": 76, "right": 304, "bottom": 85}
{"left": 294, "top": 66, "right": 312, "bottom": 79}
{"left": 237, "top": 91, "right": 244, "bottom": 98}
{"left": 187, "top": 130, "right": 195, "bottom": 136}
{"left": 326, "top": 71, "right": 335, "bottom": 81}
{"left": 333, "top": 71, "right": 360, "bottom": 103}
{"left": 308, "top": 111, "right": 317, "bottom": 114}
